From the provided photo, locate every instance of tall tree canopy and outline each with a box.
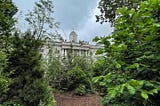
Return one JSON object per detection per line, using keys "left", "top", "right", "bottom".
{"left": 96, "top": 0, "right": 144, "bottom": 25}
{"left": 94, "top": 0, "right": 160, "bottom": 105}
{"left": 3, "top": 31, "right": 55, "bottom": 106}
{"left": 0, "top": 0, "right": 17, "bottom": 98}
{"left": 25, "top": 0, "right": 60, "bottom": 40}
{"left": 0, "top": 0, "right": 17, "bottom": 34}
{"left": 0, "top": 0, "right": 17, "bottom": 51}
{"left": 0, "top": 0, "right": 56, "bottom": 105}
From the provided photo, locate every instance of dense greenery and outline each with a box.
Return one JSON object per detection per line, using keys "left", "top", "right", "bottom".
{"left": 0, "top": 50, "right": 10, "bottom": 95}
{"left": 97, "top": 0, "right": 144, "bottom": 25}
{"left": 66, "top": 66, "right": 91, "bottom": 95}
{"left": 1, "top": 0, "right": 159, "bottom": 105}
{"left": 0, "top": 0, "right": 56, "bottom": 105}
{"left": 0, "top": 0, "right": 18, "bottom": 104}
{"left": 93, "top": 0, "right": 160, "bottom": 105}
{"left": 0, "top": 0, "right": 17, "bottom": 52}
{"left": 0, "top": 0, "right": 17, "bottom": 87}
{"left": 46, "top": 47, "right": 94, "bottom": 95}
{"left": 2, "top": 31, "right": 54, "bottom": 106}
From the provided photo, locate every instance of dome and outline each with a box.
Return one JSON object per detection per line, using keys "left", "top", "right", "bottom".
{"left": 69, "top": 31, "right": 78, "bottom": 42}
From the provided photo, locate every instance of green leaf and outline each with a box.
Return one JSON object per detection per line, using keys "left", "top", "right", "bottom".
{"left": 108, "top": 88, "right": 117, "bottom": 98}
{"left": 126, "top": 84, "right": 136, "bottom": 94}
{"left": 96, "top": 48, "right": 104, "bottom": 55}
{"left": 119, "top": 85, "right": 124, "bottom": 93}
{"left": 117, "top": 60, "right": 125, "bottom": 65}
{"left": 141, "top": 91, "right": 148, "bottom": 100}
{"left": 99, "top": 82, "right": 105, "bottom": 86}
{"left": 133, "top": 63, "right": 139, "bottom": 68}
{"left": 128, "top": 63, "right": 139, "bottom": 69}
{"left": 104, "top": 73, "right": 112, "bottom": 81}
{"left": 115, "top": 62, "right": 121, "bottom": 69}
{"left": 92, "top": 36, "right": 100, "bottom": 42}
{"left": 152, "top": 89, "right": 158, "bottom": 94}
{"left": 92, "top": 76, "right": 103, "bottom": 83}
{"left": 117, "top": 44, "right": 127, "bottom": 51}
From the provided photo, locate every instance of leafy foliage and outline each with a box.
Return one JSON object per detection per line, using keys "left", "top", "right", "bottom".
{"left": 97, "top": 0, "right": 144, "bottom": 25}
{"left": 0, "top": 0, "right": 17, "bottom": 52}
{"left": 0, "top": 101, "right": 22, "bottom": 106}
{"left": 0, "top": 0, "right": 57, "bottom": 105}
{"left": 44, "top": 48, "right": 64, "bottom": 89}
{"left": 67, "top": 67, "right": 91, "bottom": 90}
{"left": 0, "top": 0, "right": 17, "bottom": 35}
{"left": 25, "top": 0, "right": 60, "bottom": 40}
{"left": 45, "top": 44, "right": 94, "bottom": 93}
{"left": 75, "top": 84, "right": 86, "bottom": 96}
{"left": 93, "top": 57, "right": 108, "bottom": 76}
{"left": 45, "top": 46, "right": 94, "bottom": 95}
{"left": 94, "top": 0, "right": 160, "bottom": 105}
{"left": 2, "top": 31, "right": 55, "bottom": 106}
{"left": 0, "top": 0, "right": 17, "bottom": 102}
{"left": 0, "top": 50, "right": 10, "bottom": 95}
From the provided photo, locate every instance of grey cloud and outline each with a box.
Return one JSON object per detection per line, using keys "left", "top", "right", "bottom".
{"left": 13, "top": 0, "right": 113, "bottom": 43}
{"left": 61, "top": 1, "right": 113, "bottom": 42}
{"left": 54, "top": 0, "right": 96, "bottom": 30}
{"left": 77, "top": 20, "right": 113, "bottom": 42}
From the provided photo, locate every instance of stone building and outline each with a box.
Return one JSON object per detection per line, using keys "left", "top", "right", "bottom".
{"left": 43, "top": 31, "right": 100, "bottom": 60}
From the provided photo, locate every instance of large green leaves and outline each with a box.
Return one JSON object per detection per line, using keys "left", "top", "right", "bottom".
{"left": 94, "top": 0, "right": 160, "bottom": 105}
{"left": 96, "top": 0, "right": 144, "bottom": 24}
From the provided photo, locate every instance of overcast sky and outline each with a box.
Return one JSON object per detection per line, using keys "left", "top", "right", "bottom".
{"left": 13, "top": 0, "right": 113, "bottom": 42}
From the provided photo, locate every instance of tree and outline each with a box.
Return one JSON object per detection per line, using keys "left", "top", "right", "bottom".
{"left": 0, "top": 0, "right": 17, "bottom": 52}
{"left": 66, "top": 66, "right": 91, "bottom": 95}
{"left": 0, "top": 0, "right": 17, "bottom": 103}
{"left": 3, "top": 31, "right": 55, "bottom": 106}
{"left": 96, "top": 0, "right": 144, "bottom": 25}
{"left": 0, "top": 50, "right": 10, "bottom": 96}
{"left": 0, "top": 0, "right": 17, "bottom": 35}
{"left": 45, "top": 48, "right": 64, "bottom": 88}
{"left": 25, "top": 0, "right": 60, "bottom": 40}
{"left": 93, "top": 0, "right": 160, "bottom": 105}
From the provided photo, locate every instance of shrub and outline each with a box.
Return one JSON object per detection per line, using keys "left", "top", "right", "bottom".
{"left": 66, "top": 66, "right": 91, "bottom": 95}
{"left": 0, "top": 101, "right": 23, "bottom": 106}
{"left": 75, "top": 84, "right": 86, "bottom": 96}
{"left": 3, "top": 31, "right": 55, "bottom": 106}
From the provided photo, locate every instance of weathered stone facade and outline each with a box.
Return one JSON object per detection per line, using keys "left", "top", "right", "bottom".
{"left": 43, "top": 31, "right": 100, "bottom": 60}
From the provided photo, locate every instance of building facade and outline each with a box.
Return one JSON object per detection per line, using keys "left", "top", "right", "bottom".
{"left": 43, "top": 31, "right": 100, "bottom": 60}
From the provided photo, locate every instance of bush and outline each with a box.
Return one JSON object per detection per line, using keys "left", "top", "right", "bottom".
{"left": 44, "top": 49, "right": 65, "bottom": 89}
{"left": 45, "top": 48, "right": 95, "bottom": 93}
{"left": 0, "top": 101, "right": 23, "bottom": 106}
{"left": 3, "top": 31, "right": 55, "bottom": 106}
{"left": 75, "top": 84, "right": 86, "bottom": 96}
{"left": 66, "top": 66, "right": 91, "bottom": 95}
